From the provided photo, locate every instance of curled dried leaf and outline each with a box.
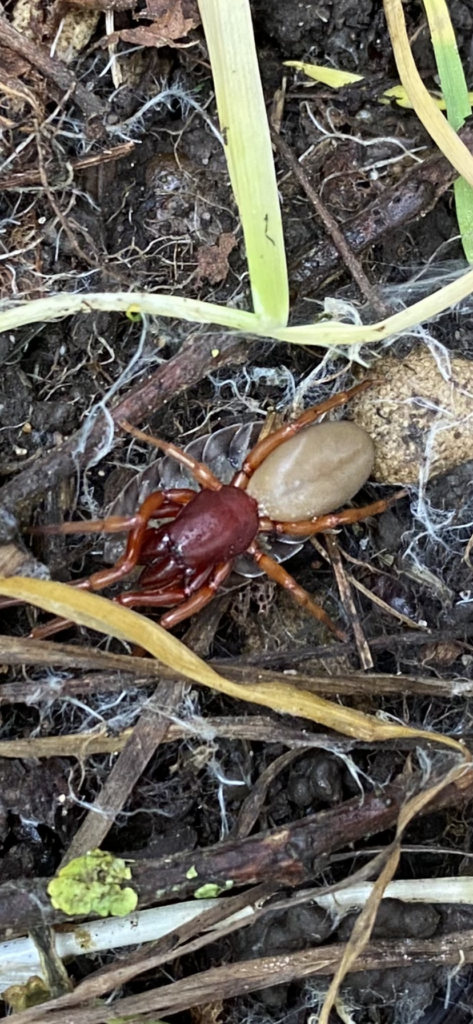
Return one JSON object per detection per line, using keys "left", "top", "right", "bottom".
{"left": 0, "top": 577, "right": 469, "bottom": 755}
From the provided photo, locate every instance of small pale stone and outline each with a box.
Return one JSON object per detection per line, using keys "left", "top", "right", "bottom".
{"left": 347, "top": 348, "right": 473, "bottom": 484}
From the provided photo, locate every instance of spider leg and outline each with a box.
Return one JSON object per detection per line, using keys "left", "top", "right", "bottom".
{"left": 116, "top": 559, "right": 190, "bottom": 605}
{"left": 51, "top": 491, "right": 193, "bottom": 592}
{"left": 115, "top": 565, "right": 211, "bottom": 610}
{"left": 29, "top": 564, "right": 187, "bottom": 639}
{"left": 118, "top": 584, "right": 188, "bottom": 608}
{"left": 29, "top": 617, "right": 79, "bottom": 640}
{"left": 159, "top": 561, "right": 234, "bottom": 629}
{"left": 29, "top": 490, "right": 196, "bottom": 536}
{"left": 270, "top": 491, "right": 406, "bottom": 537}
{"left": 232, "top": 379, "right": 372, "bottom": 487}
{"left": 118, "top": 560, "right": 233, "bottom": 625}
{"left": 247, "top": 541, "right": 346, "bottom": 640}
{"left": 28, "top": 490, "right": 194, "bottom": 640}
{"left": 120, "top": 420, "right": 222, "bottom": 491}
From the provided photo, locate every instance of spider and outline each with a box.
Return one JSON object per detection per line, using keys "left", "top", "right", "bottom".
{"left": 25, "top": 380, "right": 398, "bottom": 640}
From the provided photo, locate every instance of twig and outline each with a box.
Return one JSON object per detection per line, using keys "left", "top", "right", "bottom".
{"left": 60, "top": 680, "right": 184, "bottom": 866}
{"left": 233, "top": 749, "right": 304, "bottom": 838}
{"left": 321, "top": 533, "right": 374, "bottom": 669}
{"left": 311, "top": 532, "right": 424, "bottom": 634}
{"left": 271, "top": 127, "right": 390, "bottom": 316}
{"left": 3, "top": 886, "right": 272, "bottom": 1019}
{"left": 59, "top": 597, "right": 227, "bottom": 864}
{"left": 2, "top": 769, "right": 473, "bottom": 940}
{"left": 7, "top": 930, "right": 473, "bottom": 1024}
{"left": 0, "top": 16, "right": 106, "bottom": 119}
{"left": 36, "top": 125, "right": 100, "bottom": 271}
{"left": 0, "top": 718, "right": 355, "bottom": 760}
{"left": 0, "top": 635, "right": 471, "bottom": 703}
{"left": 345, "top": 571, "right": 426, "bottom": 629}
{"left": 291, "top": 121, "right": 473, "bottom": 298}
{"left": 228, "top": 625, "right": 473, "bottom": 669}
{"left": 64, "top": 931, "right": 473, "bottom": 1021}
{"left": 0, "top": 143, "right": 134, "bottom": 192}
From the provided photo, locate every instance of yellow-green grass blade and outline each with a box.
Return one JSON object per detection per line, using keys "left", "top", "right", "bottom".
{"left": 453, "top": 176, "right": 473, "bottom": 260}
{"left": 424, "top": 0, "right": 471, "bottom": 131}
{"left": 0, "top": 577, "right": 468, "bottom": 752}
{"left": 284, "top": 62, "right": 363, "bottom": 88}
{"left": 2, "top": 264, "right": 473, "bottom": 346}
{"left": 284, "top": 60, "right": 473, "bottom": 109}
{"left": 423, "top": 0, "right": 473, "bottom": 260}
{"left": 0, "top": 293, "right": 260, "bottom": 333}
{"left": 384, "top": 0, "right": 473, "bottom": 189}
{"left": 198, "top": 0, "right": 289, "bottom": 326}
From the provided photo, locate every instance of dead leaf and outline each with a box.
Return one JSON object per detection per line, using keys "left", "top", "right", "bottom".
{"left": 53, "top": 8, "right": 100, "bottom": 63}
{"left": 420, "top": 641, "right": 464, "bottom": 667}
{"left": 12, "top": 0, "right": 99, "bottom": 62}
{"left": 144, "top": 0, "right": 199, "bottom": 30}
{"left": 107, "top": 0, "right": 200, "bottom": 48}
{"left": 196, "top": 233, "right": 237, "bottom": 285}
{"left": 191, "top": 1002, "right": 224, "bottom": 1024}
{"left": 109, "top": 23, "right": 195, "bottom": 47}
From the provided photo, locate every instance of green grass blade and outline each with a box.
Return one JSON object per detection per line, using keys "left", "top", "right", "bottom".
{"left": 384, "top": 0, "right": 473, "bottom": 188}
{"left": 198, "top": 0, "right": 289, "bottom": 325}
{"left": 423, "top": 0, "right": 473, "bottom": 260}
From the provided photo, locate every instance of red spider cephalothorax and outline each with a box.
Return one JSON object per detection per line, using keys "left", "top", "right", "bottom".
{"left": 28, "top": 381, "right": 398, "bottom": 639}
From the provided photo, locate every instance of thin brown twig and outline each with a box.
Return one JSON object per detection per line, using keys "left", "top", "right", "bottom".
{"left": 59, "top": 598, "right": 226, "bottom": 864}
{"left": 311, "top": 530, "right": 424, "bottom": 633}
{"left": 317, "top": 533, "right": 374, "bottom": 669}
{"left": 0, "top": 16, "right": 106, "bottom": 119}
{"left": 1, "top": 635, "right": 471, "bottom": 702}
{"left": 291, "top": 121, "right": 473, "bottom": 298}
{"left": 0, "top": 143, "right": 135, "bottom": 191}
{"left": 6, "top": 930, "right": 473, "bottom": 1024}
{"left": 271, "top": 127, "right": 391, "bottom": 316}
{"left": 60, "top": 680, "right": 184, "bottom": 866}
{"left": 2, "top": 768, "right": 473, "bottom": 942}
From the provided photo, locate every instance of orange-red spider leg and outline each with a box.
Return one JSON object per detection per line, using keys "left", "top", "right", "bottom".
{"left": 29, "top": 490, "right": 195, "bottom": 537}
{"left": 28, "top": 490, "right": 195, "bottom": 640}
{"left": 120, "top": 420, "right": 222, "bottom": 491}
{"left": 29, "top": 616, "right": 79, "bottom": 640}
{"left": 117, "top": 561, "right": 233, "bottom": 629}
{"left": 84, "top": 490, "right": 194, "bottom": 592}
{"left": 117, "top": 560, "right": 212, "bottom": 608}
{"left": 268, "top": 491, "right": 407, "bottom": 538}
{"left": 247, "top": 542, "right": 346, "bottom": 641}
{"left": 159, "top": 561, "right": 234, "bottom": 630}
{"left": 232, "top": 379, "right": 373, "bottom": 487}
{"left": 118, "top": 584, "right": 187, "bottom": 608}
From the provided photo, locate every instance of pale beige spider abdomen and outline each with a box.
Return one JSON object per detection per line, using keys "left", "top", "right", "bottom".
{"left": 247, "top": 421, "right": 375, "bottom": 522}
